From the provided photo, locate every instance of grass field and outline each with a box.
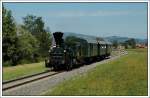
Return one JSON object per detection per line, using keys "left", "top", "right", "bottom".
{"left": 44, "top": 48, "right": 148, "bottom": 96}
{"left": 3, "top": 62, "right": 46, "bottom": 81}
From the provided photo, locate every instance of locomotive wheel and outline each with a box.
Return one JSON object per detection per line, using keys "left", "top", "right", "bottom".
{"left": 53, "top": 66, "right": 58, "bottom": 71}
{"left": 66, "top": 63, "right": 71, "bottom": 71}
{"left": 66, "top": 65, "right": 70, "bottom": 71}
{"left": 70, "top": 59, "right": 73, "bottom": 69}
{"left": 45, "top": 59, "right": 49, "bottom": 67}
{"left": 66, "top": 59, "right": 73, "bottom": 71}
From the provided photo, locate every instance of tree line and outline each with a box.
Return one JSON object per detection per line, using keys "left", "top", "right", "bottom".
{"left": 2, "top": 5, "right": 51, "bottom": 66}
{"left": 112, "top": 38, "right": 136, "bottom": 49}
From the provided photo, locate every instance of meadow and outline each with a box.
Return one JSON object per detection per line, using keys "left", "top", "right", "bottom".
{"left": 44, "top": 48, "right": 148, "bottom": 96}
{"left": 2, "top": 50, "right": 119, "bottom": 81}
{"left": 3, "top": 62, "right": 46, "bottom": 81}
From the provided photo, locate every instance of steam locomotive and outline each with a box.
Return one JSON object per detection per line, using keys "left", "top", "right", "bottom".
{"left": 45, "top": 32, "right": 112, "bottom": 70}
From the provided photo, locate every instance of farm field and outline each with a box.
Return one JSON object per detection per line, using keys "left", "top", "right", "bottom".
{"left": 44, "top": 48, "right": 148, "bottom": 96}
{"left": 3, "top": 62, "right": 46, "bottom": 81}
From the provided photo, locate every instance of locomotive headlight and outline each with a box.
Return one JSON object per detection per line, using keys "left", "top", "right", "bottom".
{"left": 64, "top": 50, "right": 66, "bottom": 52}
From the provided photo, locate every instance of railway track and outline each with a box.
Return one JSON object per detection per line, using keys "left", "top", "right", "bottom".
{"left": 2, "top": 70, "right": 62, "bottom": 91}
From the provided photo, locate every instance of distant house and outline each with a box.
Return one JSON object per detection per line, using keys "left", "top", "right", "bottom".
{"left": 112, "top": 45, "right": 125, "bottom": 51}
{"left": 118, "top": 45, "right": 125, "bottom": 50}
{"left": 136, "top": 44, "right": 146, "bottom": 48}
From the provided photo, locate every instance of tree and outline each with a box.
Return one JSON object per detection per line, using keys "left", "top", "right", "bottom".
{"left": 2, "top": 6, "right": 52, "bottom": 66}
{"left": 16, "top": 26, "right": 39, "bottom": 63}
{"left": 125, "top": 38, "right": 136, "bottom": 49}
{"left": 38, "top": 31, "right": 51, "bottom": 57}
{"left": 22, "top": 15, "right": 45, "bottom": 39}
{"left": 22, "top": 15, "right": 51, "bottom": 57}
{"left": 2, "top": 5, "right": 18, "bottom": 65}
{"left": 22, "top": 15, "right": 37, "bottom": 36}
{"left": 130, "top": 38, "right": 136, "bottom": 48}
{"left": 112, "top": 40, "right": 118, "bottom": 49}
{"left": 122, "top": 42, "right": 128, "bottom": 49}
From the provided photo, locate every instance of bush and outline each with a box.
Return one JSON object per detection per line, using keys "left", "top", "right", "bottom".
{"left": 3, "top": 60, "right": 12, "bottom": 67}
{"left": 18, "top": 59, "right": 32, "bottom": 65}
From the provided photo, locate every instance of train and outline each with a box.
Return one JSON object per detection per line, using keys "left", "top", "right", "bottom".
{"left": 45, "top": 32, "right": 112, "bottom": 70}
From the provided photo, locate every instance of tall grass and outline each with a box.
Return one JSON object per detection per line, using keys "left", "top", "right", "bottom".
{"left": 44, "top": 48, "right": 148, "bottom": 96}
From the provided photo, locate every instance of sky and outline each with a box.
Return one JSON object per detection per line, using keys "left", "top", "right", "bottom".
{"left": 3, "top": 2, "right": 148, "bottom": 39}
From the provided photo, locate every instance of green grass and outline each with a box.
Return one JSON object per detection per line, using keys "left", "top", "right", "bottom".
{"left": 43, "top": 48, "right": 148, "bottom": 96}
{"left": 3, "top": 62, "right": 47, "bottom": 81}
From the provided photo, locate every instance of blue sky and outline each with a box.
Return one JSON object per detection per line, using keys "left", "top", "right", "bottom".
{"left": 3, "top": 3, "right": 148, "bottom": 39}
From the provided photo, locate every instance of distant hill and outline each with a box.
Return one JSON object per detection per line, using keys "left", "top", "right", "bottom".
{"left": 63, "top": 32, "right": 147, "bottom": 44}
{"left": 105, "top": 36, "right": 147, "bottom": 44}
{"left": 104, "top": 36, "right": 129, "bottom": 43}
{"left": 63, "top": 32, "right": 101, "bottom": 40}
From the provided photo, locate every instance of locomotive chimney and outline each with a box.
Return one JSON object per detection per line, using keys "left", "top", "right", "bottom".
{"left": 53, "top": 32, "right": 63, "bottom": 47}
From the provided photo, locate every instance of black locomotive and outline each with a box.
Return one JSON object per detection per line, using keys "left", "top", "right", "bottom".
{"left": 45, "top": 32, "right": 112, "bottom": 70}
